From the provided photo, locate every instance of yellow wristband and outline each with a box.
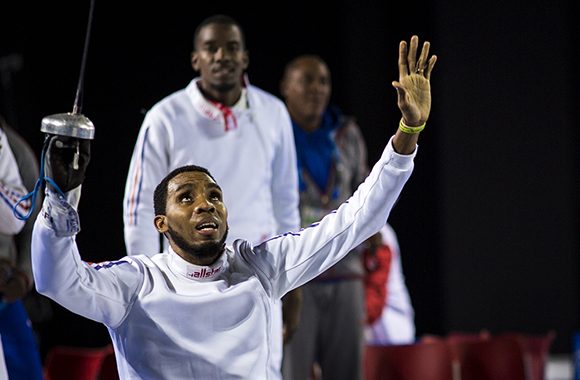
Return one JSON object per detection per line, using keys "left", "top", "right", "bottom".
{"left": 399, "top": 118, "right": 426, "bottom": 134}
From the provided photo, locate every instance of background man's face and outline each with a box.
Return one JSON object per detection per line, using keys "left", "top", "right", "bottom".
{"left": 192, "top": 23, "right": 249, "bottom": 94}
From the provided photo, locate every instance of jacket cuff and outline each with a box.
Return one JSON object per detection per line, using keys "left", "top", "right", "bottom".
{"left": 40, "top": 186, "right": 82, "bottom": 237}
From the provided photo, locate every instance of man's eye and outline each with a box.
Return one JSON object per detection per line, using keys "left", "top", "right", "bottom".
{"left": 227, "top": 44, "right": 240, "bottom": 53}
{"left": 180, "top": 195, "right": 193, "bottom": 203}
{"left": 209, "top": 192, "right": 222, "bottom": 201}
{"left": 203, "top": 45, "right": 218, "bottom": 53}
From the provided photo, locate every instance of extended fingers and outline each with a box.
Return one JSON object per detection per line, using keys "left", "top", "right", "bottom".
{"left": 408, "top": 36, "right": 419, "bottom": 73}
{"left": 416, "top": 40, "right": 430, "bottom": 73}
{"left": 398, "top": 35, "right": 436, "bottom": 79}
{"left": 424, "top": 55, "right": 437, "bottom": 80}
{"left": 399, "top": 36, "right": 429, "bottom": 77}
{"left": 398, "top": 40, "right": 409, "bottom": 79}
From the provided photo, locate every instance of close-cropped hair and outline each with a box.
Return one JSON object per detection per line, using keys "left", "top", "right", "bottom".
{"left": 193, "top": 14, "right": 247, "bottom": 50}
{"left": 153, "top": 165, "right": 215, "bottom": 216}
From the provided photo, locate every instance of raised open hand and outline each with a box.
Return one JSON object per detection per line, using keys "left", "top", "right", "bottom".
{"left": 392, "top": 35, "right": 437, "bottom": 126}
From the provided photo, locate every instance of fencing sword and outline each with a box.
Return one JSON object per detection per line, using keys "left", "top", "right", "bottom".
{"left": 40, "top": 0, "right": 96, "bottom": 146}
{"left": 13, "top": 0, "right": 96, "bottom": 220}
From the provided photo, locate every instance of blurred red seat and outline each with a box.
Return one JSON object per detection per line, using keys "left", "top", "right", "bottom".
{"left": 451, "top": 335, "right": 526, "bottom": 380}
{"left": 364, "top": 341, "right": 454, "bottom": 380}
{"left": 419, "top": 330, "right": 554, "bottom": 380}
{"left": 44, "top": 344, "right": 113, "bottom": 380}
{"left": 97, "top": 347, "right": 119, "bottom": 380}
{"left": 446, "top": 330, "right": 491, "bottom": 344}
{"left": 500, "top": 331, "right": 555, "bottom": 380}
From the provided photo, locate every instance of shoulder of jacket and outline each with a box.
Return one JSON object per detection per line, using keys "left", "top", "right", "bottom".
{"left": 146, "top": 88, "right": 189, "bottom": 117}
{"left": 247, "top": 85, "right": 285, "bottom": 109}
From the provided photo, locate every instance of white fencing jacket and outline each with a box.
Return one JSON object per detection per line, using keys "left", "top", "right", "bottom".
{"left": 32, "top": 137, "right": 416, "bottom": 380}
{"left": 123, "top": 79, "right": 300, "bottom": 254}
{"left": 0, "top": 127, "right": 28, "bottom": 235}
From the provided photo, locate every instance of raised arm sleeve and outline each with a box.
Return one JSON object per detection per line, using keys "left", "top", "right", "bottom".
{"left": 246, "top": 136, "right": 416, "bottom": 299}
{"left": 33, "top": 189, "right": 143, "bottom": 327}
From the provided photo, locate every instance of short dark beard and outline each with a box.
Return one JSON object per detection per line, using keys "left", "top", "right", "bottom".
{"left": 167, "top": 225, "right": 228, "bottom": 264}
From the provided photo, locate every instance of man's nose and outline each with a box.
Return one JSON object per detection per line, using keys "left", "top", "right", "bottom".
{"left": 214, "top": 47, "right": 227, "bottom": 61}
{"left": 310, "top": 80, "right": 326, "bottom": 93}
{"left": 194, "top": 198, "right": 215, "bottom": 213}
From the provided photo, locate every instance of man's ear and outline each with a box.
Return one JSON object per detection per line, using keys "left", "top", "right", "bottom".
{"left": 280, "top": 78, "right": 288, "bottom": 99}
{"left": 241, "top": 50, "right": 249, "bottom": 71}
{"left": 154, "top": 215, "right": 168, "bottom": 233}
{"left": 191, "top": 51, "right": 199, "bottom": 72}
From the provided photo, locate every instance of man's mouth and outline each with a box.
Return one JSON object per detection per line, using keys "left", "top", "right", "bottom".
{"left": 212, "top": 66, "right": 234, "bottom": 75}
{"left": 306, "top": 96, "right": 326, "bottom": 105}
{"left": 196, "top": 221, "right": 218, "bottom": 232}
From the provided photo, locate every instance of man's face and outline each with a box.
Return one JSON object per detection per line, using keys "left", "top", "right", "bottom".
{"left": 191, "top": 23, "right": 249, "bottom": 96}
{"left": 155, "top": 171, "right": 228, "bottom": 265}
{"left": 282, "top": 58, "right": 331, "bottom": 127}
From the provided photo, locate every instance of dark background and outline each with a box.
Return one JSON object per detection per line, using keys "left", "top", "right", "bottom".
{"left": 1, "top": 1, "right": 578, "bottom": 356}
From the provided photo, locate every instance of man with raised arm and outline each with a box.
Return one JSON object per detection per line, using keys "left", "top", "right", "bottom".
{"left": 32, "top": 36, "right": 436, "bottom": 379}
